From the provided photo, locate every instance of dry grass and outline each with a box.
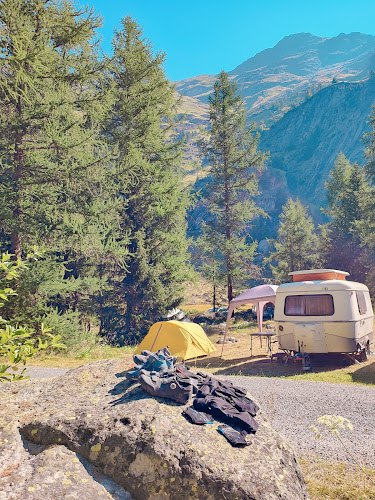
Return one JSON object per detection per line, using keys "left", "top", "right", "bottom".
{"left": 176, "top": 93, "right": 209, "bottom": 119}
{"left": 183, "top": 319, "right": 375, "bottom": 386}
{"left": 300, "top": 458, "right": 375, "bottom": 499}
{"left": 180, "top": 303, "right": 213, "bottom": 314}
{"left": 27, "top": 344, "right": 134, "bottom": 369}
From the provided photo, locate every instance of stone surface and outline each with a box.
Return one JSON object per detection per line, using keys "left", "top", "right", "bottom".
{"left": 0, "top": 378, "right": 131, "bottom": 500}
{"left": 0, "top": 360, "right": 309, "bottom": 499}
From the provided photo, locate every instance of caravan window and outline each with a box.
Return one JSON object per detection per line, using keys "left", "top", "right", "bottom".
{"left": 356, "top": 291, "right": 367, "bottom": 315}
{"left": 284, "top": 294, "right": 334, "bottom": 316}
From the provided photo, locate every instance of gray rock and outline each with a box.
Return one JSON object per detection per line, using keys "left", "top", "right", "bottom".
{"left": 0, "top": 377, "right": 131, "bottom": 500}
{"left": 1, "top": 360, "right": 309, "bottom": 500}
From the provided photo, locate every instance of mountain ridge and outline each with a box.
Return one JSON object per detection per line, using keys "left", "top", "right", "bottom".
{"left": 259, "top": 77, "right": 375, "bottom": 212}
{"left": 177, "top": 31, "right": 375, "bottom": 124}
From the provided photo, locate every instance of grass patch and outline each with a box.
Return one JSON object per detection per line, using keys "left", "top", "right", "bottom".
{"left": 300, "top": 458, "right": 375, "bottom": 499}
{"left": 26, "top": 344, "right": 135, "bottom": 369}
{"left": 288, "top": 360, "right": 375, "bottom": 385}
{"left": 180, "top": 303, "right": 214, "bottom": 315}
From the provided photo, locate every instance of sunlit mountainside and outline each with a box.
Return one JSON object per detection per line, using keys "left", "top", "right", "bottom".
{"left": 177, "top": 32, "right": 375, "bottom": 239}
{"left": 177, "top": 32, "right": 375, "bottom": 124}
{"left": 260, "top": 78, "right": 375, "bottom": 216}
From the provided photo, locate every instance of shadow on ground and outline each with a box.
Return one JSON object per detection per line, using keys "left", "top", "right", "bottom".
{"left": 349, "top": 360, "right": 375, "bottom": 384}
{"left": 186, "top": 354, "right": 375, "bottom": 382}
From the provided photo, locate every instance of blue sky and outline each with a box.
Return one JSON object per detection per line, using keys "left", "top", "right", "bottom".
{"left": 86, "top": 0, "right": 375, "bottom": 81}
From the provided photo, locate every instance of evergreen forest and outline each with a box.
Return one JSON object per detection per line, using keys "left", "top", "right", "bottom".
{"left": 1, "top": 0, "right": 375, "bottom": 354}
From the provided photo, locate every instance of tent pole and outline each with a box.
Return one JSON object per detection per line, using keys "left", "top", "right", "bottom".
{"left": 150, "top": 324, "right": 163, "bottom": 351}
{"left": 256, "top": 303, "right": 262, "bottom": 347}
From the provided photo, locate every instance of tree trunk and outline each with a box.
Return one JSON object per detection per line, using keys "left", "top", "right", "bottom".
{"left": 125, "top": 289, "right": 135, "bottom": 334}
{"left": 11, "top": 228, "right": 22, "bottom": 260}
{"left": 227, "top": 275, "right": 233, "bottom": 303}
{"left": 99, "top": 297, "right": 104, "bottom": 335}
{"left": 11, "top": 95, "right": 24, "bottom": 259}
{"left": 223, "top": 152, "right": 232, "bottom": 303}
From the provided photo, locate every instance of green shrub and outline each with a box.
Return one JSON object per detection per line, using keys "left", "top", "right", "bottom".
{"left": 42, "top": 308, "right": 99, "bottom": 352}
{"left": 0, "top": 251, "right": 65, "bottom": 381}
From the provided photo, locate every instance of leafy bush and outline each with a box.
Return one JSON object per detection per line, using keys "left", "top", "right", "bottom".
{"left": 0, "top": 251, "right": 65, "bottom": 381}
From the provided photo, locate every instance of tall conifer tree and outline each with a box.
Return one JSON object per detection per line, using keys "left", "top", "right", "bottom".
{"left": 107, "top": 17, "right": 190, "bottom": 340}
{"left": 199, "top": 71, "right": 266, "bottom": 303}
{"left": 321, "top": 153, "right": 369, "bottom": 284}
{"left": 267, "top": 199, "right": 319, "bottom": 283}
{"left": 358, "top": 113, "right": 375, "bottom": 294}
{"left": 0, "top": 0, "right": 123, "bottom": 333}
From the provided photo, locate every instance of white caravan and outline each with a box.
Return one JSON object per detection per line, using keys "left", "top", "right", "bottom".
{"left": 274, "top": 269, "right": 374, "bottom": 360}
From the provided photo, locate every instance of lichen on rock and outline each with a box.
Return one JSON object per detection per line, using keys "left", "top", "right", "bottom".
{"left": 1, "top": 359, "right": 309, "bottom": 499}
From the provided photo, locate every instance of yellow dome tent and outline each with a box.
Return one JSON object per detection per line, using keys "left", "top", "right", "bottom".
{"left": 134, "top": 321, "right": 216, "bottom": 361}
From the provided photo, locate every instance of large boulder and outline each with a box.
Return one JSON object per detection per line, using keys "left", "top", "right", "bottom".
{"left": 1, "top": 360, "right": 309, "bottom": 499}
{"left": 0, "top": 372, "right": 131, "bottom": 500}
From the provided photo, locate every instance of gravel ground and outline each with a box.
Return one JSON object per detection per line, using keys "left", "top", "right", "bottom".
{"left": 224, "top": 375, "right": 375, "bottom": 468}
{"left": 25, "top": 366, "right": 375, "bottom": 467}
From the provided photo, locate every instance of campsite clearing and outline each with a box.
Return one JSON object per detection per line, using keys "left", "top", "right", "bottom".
{"left": 184, "top": 319, "right": 375, "bottom": 386}
{"left": 24, "top": 318, "right": 375, "bottom": 500}
{"left": 27, "top": 318, "right": 375, "bottom": 385}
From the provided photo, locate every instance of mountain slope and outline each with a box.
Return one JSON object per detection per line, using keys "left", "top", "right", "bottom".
{"left": 176, "top": 32, "right": 375, "bottom": 124}
{"left": 258, "top": 77, "right": 375, "bottom": 222}
{"left": 181, "top": 33, "right": 375, "bottom": 241}
{"left": 187, "top": 77, "right": 375, "bottom": 241}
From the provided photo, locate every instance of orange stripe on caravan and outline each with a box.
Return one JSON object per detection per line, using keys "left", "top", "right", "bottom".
{"left": 292, "top": 272, "right": 347, "bottom": 282}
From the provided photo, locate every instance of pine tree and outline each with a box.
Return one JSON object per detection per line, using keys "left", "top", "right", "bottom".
{"left": 0, "top": 0, "right": 124, "bottom": 337}
{"left": 358, "top": 112, "right": 375, "bottom": 295}
{"left": 198, "top": 71, "right": 266, "bottom": 303}
{"left": 362, "top": 105, "right": 375, "bottom": 235}
{"left": 325, "top": 153, "right": 365, "bottom": 230}
{"left": 106, "top": 17, "right": 190, "bottom": 341}
{"left": 321, "top": 153, "right": 369, "bottom": 284}
{"left": 267, "top": 198, "right": 319, "bottom": 283}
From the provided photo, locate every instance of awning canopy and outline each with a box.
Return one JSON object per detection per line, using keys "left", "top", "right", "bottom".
{"left": 220, "top": 284, "right": 279, "bottom": 357}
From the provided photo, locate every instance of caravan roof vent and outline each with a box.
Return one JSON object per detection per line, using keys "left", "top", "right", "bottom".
{"left": 288, "top": 269, "right": 349, "bottom": 282}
